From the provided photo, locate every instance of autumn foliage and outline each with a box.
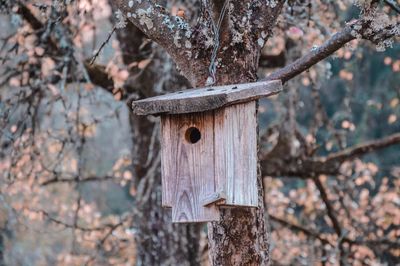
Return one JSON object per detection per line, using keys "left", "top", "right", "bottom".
{"left": 0, "top": 0, "right": 399, "bottom": 265}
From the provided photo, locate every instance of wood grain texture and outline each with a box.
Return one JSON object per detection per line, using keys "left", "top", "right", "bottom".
{"left": 160, "top": 102, "right": 258, "bottom": 222}
{"left": 214, "top": 102, "right": 258, "bottom": 207}
{"left": 132, "top": 80, "right": 282, "bottom": 115}
{"left": 161, "top": 112, "right": 220, "bottom": 223}
{"left": 201, "top": 191, "right": 226, "bottom": 207}
{"left": 160, "top": 116, "right": 174, "bottom": 208}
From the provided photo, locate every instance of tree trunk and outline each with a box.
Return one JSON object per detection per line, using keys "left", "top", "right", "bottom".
{"left": 208, "top": 170, "right": 270, "bottom": 265}
{"left": 206, "top": 70, "right": 270, "bottom": 266}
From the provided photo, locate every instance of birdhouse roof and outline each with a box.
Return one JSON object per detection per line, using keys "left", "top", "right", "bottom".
{"left": 131, "top": 80, "right": 282, "bottom": 115}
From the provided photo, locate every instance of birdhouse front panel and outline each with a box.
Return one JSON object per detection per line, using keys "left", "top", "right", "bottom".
{"left": 161, "top": 111, "right": 220, "bottom": 223}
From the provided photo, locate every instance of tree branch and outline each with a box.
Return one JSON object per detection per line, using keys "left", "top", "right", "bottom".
{"left": 15, "top": 1, "right": 43, "bottom": 30}
{"left": 15, "top": 2, "right": 59, "bottom": 52}
{"left": 269, "top": 214, "right": 332, "bottom": 246}
{"left": 263, "top": 20, "right": 399, "bottom": 83}
{"left": 269, "top": 214, "right": 400, "bottom": 250}
{"left": 313, "top": 176, "right": 348, "bottom": 264}
{"left": 30, "top": 208, "right": 129, "bottom": 232}
{"left": 263, "top": 24, "right": 355, "bottom": 83}
{"left": 41, "top": 175, "right": 115, "bottom": 186}
{"left": 314, "top": 177, "right": 342, "bottom": 237}
{"left": 384, "top": 0, "right": 400, "bottom": 14}
{"left": 15, "top": 3, "right": 116, "bottom": 91}
{"left": 111, "top": 1, "right": 196, "bottom": 70}
{"left": 317, "top": 132, "right": 400, "bottom": 164}
{"left": 112, "top": 0, "right": 192, "bottom": 44}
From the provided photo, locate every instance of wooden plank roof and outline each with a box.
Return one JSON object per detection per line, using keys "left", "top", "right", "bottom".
{"left": 131, "top": 80, "right": 282, "bottom": 115}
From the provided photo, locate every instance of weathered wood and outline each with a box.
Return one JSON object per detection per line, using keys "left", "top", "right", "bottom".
{"left": 160, "top": 116, "right": 174, "bottom": 208}
{"left": 161, "top": 112, "right": 220, "bottom": 223}
{"left": 215, "top": 102, "right": 258, "bottom": 207}
{"left": 160, "top": 102, "right": 258, "bottom": 222}
{"left": 132, "top": 80, "right": 282, "bottom": 115}
{"left": 201, "top": 191, "right": 226, "bottom": 207}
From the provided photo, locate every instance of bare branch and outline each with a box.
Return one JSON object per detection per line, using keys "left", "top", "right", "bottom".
{"left": 41, "top": 175, "right": 115, "bottom": 186}
{"left": 31, "top": 208, "right": 130, "bottom": 232}
{"left": 344, "top": 237, "right": 400, "bottom": 249}
{"left": 15, "top": 1, "right": 43, "bottom": 30}
{"left": 317, "top": 132, "right": 400, "bottom": 164}
{"left": 314, "top": 177, "right": 343, "bottom": 237}
{"left": 269, "top": 214, "right": 332, "bottom": 246}
{"left": 263, "top": 25, "right": 355, "bottom": 83}
{"left": 15, "top": 2, "right": 59, "bottom": 52}
{"left": 263, "top": 20, "right": 399, "bottom": 83}
{"left": 270, "top": 214, "right": 400, "bottom": 250}
{"left": 14, "top": 3, "right": 116, "bottom": 91}
{"left": 384, "top": 0, "right": 400, "bottom": 14}
{"left": 89, "top": 26, "right": 116, "bottom": 65}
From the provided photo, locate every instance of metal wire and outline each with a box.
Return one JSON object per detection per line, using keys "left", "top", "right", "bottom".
{"left": 205, "top": 0, "right": 229, "bottom": 85}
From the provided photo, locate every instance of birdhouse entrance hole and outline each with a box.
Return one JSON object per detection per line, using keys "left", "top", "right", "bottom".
{"left": 185, "top": 127, "right": 201, "bottom": 144}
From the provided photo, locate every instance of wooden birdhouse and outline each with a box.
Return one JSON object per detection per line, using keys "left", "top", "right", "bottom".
{"left": 132, "top": 80, "right": 282, "bottom": 223}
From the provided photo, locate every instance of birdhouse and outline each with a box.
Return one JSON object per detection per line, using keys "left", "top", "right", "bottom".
{"left": 132, "top": 80, "right": 282, "bottom": 223}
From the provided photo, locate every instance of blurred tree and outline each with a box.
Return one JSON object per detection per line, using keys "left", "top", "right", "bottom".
{"left": 0, "top": 0, "right": 399, "bottom": 265}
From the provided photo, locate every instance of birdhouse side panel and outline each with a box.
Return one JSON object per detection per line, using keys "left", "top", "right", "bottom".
{"left": 161, "top": 113, "right": 220, "bottom": 223}
{"left": 160, "top": 116, "right": 174, "bottom": 207}
{"left": 214, "top": 101, "right": 258, "bottom": 207}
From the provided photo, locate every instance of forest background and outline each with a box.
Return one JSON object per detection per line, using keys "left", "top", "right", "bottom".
{"left": 0, "top": 0, "right": 399, "bottom": 265}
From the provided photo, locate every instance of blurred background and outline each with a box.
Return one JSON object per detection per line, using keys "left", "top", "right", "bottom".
{"left": 0, "top": 1, "right": 399, "bottom": 265}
